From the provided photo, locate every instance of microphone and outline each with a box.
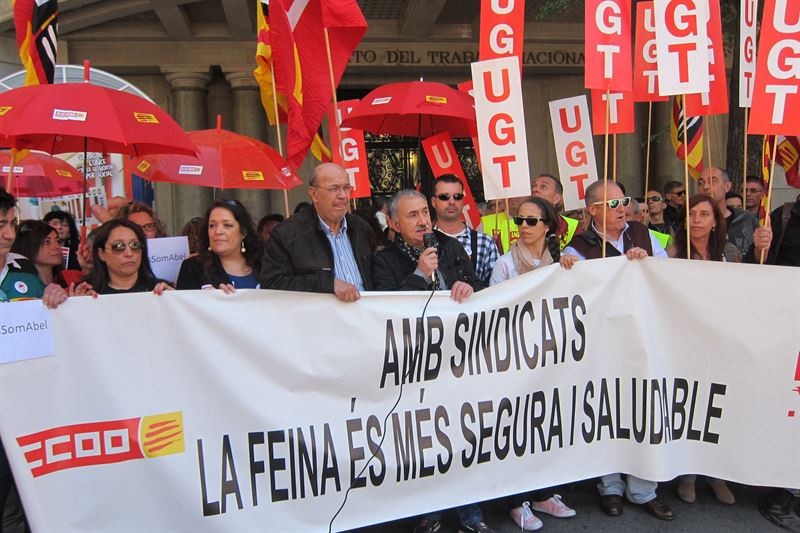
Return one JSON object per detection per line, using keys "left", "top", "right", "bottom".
{"left": 423, "top": 232, "right": 437, "bottom": 285}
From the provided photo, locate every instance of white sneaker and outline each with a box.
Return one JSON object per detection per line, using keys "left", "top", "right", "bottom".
{"left": 509, "top": 502, "right": 543, "bottom": 531}
{"left": 531, "top": 495, "right": 576, "bottom": 518}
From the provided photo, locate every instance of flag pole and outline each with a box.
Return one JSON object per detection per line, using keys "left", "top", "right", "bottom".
{"left": 602, "top": 88, "right": 610, "bottom": 258}
{"left": 761, "top": 135, "right": 778, "bottom": 264}
{"left": 705, "top": 115, "right": 713, "bottom": 169}
{"left": 643, "top": 101, "right": 653, "bottom": 225}
{"left": 323, "top": 27, "right": 352, "bottom": 211}
{"left": 743, "top": 108, "right": 749, "bottom": 209}
{"left": 269, "top": 68, "right": 290, "bottom": 218}
{"left": 6, "top": 147, "right": 15, "bottom": 192}
{"left": 682, "top": 95, "right": 690, "bottom": 259}
{"left": 612, "top": 134, "right": 618, "bottom": 182}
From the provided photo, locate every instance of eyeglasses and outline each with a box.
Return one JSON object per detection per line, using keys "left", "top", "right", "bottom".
{"left": 647, "top": 195, "right": 664, "bottom": 203}
{"left": 591, "top": 196, "right": 631, "bottom": 209}
{"left": 314, "top": 184, "right": 352, "bottom": 195}
{"left": 674, "top": 190, "right": 686, "bottom": 196}
{"left": 107, "top": 240, "right": 143, "bottom": 253}
{"left": 745, "top": 187, "right": 763, "bottom": 194}
{"left": 137, "top": 222, "right": 157, "bottom": 232}
{"left": 435, "top": 193, "right": 465, "bottom": 201}
{"left": 513, "top": 216, "right": 548, "bottom": 227}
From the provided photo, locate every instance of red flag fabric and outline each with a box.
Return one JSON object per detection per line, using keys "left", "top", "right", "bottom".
{"left": 253, "top": 0, "right": 331, "bottom": 164}
{"left": 764, "top": 135, "right": 800, "bottom": 196}
{"left": 270, "top": 0, "right": 367, "bottom": 170}
{"left": 12, "top": 0, "right": 58, "bottom": 86}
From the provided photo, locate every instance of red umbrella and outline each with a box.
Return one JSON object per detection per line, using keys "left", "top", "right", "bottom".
{"left": 126, "top": 117, "right": 302, "bottom": 190}
{"left": 0, "top": 83, "right": 196, "bottom": 157}
{"left": 340, "top": 81, "right": 476, "bottom": 138}
{"left": 0, "top": 150, "right": 83, "bottom": 198}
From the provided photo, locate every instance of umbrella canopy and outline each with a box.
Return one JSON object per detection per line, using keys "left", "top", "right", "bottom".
{"left": 341, "top": 81, "right": 476, "bottom": 138}
{"left": 0, "top": 150, "right": 83, "bottom": 198}
{"left": 0, "top": 83, "right": 196, "bottom": 157}
{"left": 126, "top": 124, "right": 302, "bottom": 190}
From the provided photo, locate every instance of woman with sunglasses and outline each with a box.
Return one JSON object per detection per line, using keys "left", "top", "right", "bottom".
{"left": 490, "top": 197, "right": 563, "bottom": 286}
{"left": 176, "top": 199, "right": 263, "bottom": 292}
{"left": 75, "top": 219, "right": 171, "bottom": 296}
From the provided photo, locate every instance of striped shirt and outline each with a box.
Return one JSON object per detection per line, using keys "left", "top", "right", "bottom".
{"left": 319, "top": 216, "right": 365, "bottom": 291}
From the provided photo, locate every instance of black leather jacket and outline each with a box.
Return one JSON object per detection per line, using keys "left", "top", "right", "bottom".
{"left": 373, "top": 230, "right": 484, "bottom": 291}
{"left": 260, "top": 207, "right": 374, "bottom": 293}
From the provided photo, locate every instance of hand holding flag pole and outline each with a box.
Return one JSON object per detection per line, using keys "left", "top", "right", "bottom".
{"left": 761, "top": 136, "right": 778, "bottom": 264}
{"left": 682, "top": 95, "right": 691, "bottom": 259}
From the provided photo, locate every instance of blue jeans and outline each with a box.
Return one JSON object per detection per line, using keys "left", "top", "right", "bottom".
{"left": 597, "top": 474, "right": 657, "bottom": 504}
{"left": 422, "top": 504, "right": 483, "bottom": 528}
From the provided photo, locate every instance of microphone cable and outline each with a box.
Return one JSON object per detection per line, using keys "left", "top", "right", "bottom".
{"left": 328, "top": 283, "right": 437, "bottom": 533}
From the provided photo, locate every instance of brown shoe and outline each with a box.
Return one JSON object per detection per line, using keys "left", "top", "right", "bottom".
{"left": 678, "top": 478, "right": 696, "bottom": 503}
{"left": 640, "top": 498, "right": 674, "bottom": 520}
{"left": 708, "top": 479, "right": 735, "bottom": 505}
{"left": 600, "top": 495, "right": 624, "bottom": 516}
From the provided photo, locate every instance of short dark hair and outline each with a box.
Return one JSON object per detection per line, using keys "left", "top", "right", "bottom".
{"left": 664, "top": 181, "right": 682, "bottom": 195}
{"left": 0, "top": 187, "right": 16, "bottom": 215}
{"left": 435, "top": 174, "right": 464, "bottom": 188}
{"left": 745, "top": 175, "right": 763, "bottom": 187}
{"left": 257, "top": 213, "right": 284, "bottom": 234}
{"left": 725, "top": 191, "right": 743, "bottom": 202}
{"left": 43, "top": 210, "right": 80, "bottom": 249}
{"left": 535, "top": 173, "right": 564, "bottom": 195}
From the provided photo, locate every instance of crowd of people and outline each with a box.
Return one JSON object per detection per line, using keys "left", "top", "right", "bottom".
{"left": 1, "top": 161, "right": 799, "bottom": 532}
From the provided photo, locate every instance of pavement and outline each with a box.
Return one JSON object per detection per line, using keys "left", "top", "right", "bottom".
{"left": 348, "top": 478, "right": 787, "bottom": 533}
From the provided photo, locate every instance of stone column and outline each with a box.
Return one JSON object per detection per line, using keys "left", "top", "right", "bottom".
{"left": 163, "top": 70, "right": 213, "bottom": 230}
{"left": 225, "top": 70, "right": 273, "bottom": 220}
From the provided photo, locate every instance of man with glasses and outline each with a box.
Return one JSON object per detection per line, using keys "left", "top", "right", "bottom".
{"left": 663, "top": 181, "right": 685, "bottom": 228}
{"left": 744, "top": 176, "right": 765, "bottom": 216}
{"left": 645, "top": 190, "right": 674, "bottom": 235}
{"left": 261, "top": 163, "right": 374, "bottom": 302}
{"left": 560, "top": 181, "right": 672, "bottom": 521}
{"left": 431, "top": 175, "right": 498, "bottom": 284}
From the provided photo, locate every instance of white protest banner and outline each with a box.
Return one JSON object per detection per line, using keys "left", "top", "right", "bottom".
{"left": 0, "top": 300, "right": 54, "bottom": 364}
{"left": 147, "top": 236, "right": 189, "bottom": 284}
{"left": 748, "top": 0, "right": 800, "bottom": 135}
{"left": 549, "top": 96, "right": 599, "bottom": 211}
{"left": 1, "top": 259, "right": 798, "bottom": 532}
{"left": 471, "top": 56, "right": 531, "bottom": 200}
{"left": 654, "top": 0, "right": 711, "bottom": 96}
{"left": 584, "top": 0, "right": 633, "bottom": 90}
{"left": 739, "top": 0, "right": 759, "bottom": 107}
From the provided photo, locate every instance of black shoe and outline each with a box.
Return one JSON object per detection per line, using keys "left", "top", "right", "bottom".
{"left": 639, "top": 498, "right": 675, "bottom": 521}
{"left": 759, "top": 489, "right": 800, "bottom": 532}
{"left": 600, "top": 495, "right": 623, "bottom": 516}
{"left": 459, "top": 522, "right": 496, "bottom": 533}
{"left": 413, "top": 518, "right": 441, "bottom": 533}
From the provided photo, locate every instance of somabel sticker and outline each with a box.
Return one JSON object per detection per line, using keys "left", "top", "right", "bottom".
{"left": 52, "top": 109, "right": 88, "bottom": 121}
{"left": 178, "top": 165, "right": 203, "bottom": 175}
{"left": 371, "top": 96, "right": 392, "bottom": 105}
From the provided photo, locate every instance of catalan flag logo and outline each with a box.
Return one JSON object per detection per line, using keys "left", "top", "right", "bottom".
{"left": 670, "top": 95, "right": 704, "bottom": 180}
{"left": 140, "top": 412, "right": 184, "bottom": 458}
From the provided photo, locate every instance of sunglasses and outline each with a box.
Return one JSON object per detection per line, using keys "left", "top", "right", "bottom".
{"left": 435, "top": 193, "right": 465, "bottom": 201}
{"left": 513, "top": 216, "right": 548, "bottom": 227}
{"left": 107, "top": 240, "right": 143, "bottom": 253}
{"left": 592, "top": 196, "right": 631, "bottom": 209}
{"left": 674, "top": 190, "right": 686, "bottom": 196}
{"left": 647, "top": 195, "right": 664, "bottom": 203}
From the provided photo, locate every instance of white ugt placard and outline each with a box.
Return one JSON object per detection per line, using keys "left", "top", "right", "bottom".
{"left": 471, "top": 56, "right": 531, "bottom": 200}
{"left": 739, "top": 0, "right": 758, "bottom": 107}
{"left": 549, "top": 95, "right": 599, "bottom": 212}
{"left": 654, "top": 0, "right": 710, "bottom": 95}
